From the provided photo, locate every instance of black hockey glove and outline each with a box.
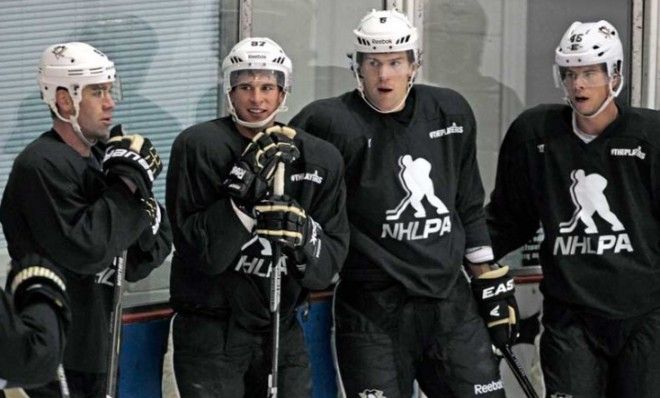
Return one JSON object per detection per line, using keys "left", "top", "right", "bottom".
{"left": 103, "top": 124, "right": 163, "bottom": 199}
{"left": 133, "top": 195, "right": 164, "bottom": 250}
{"left": 142, "top": 196, "right": 162, "bottom": 235}
{"left": 8, "top": 253, "right": 71, "bottom": 329}
{"left": 471, "top": 265, "right": 519, "bottom": 349}
{"left": 254, "top": 194, "right": 322, "bottom": 279}
{"left": 222, "top": 126, "right": 299, "bottom": 208}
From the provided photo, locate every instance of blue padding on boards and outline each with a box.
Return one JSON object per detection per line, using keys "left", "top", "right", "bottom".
{"left": 299, "top": 299, "right": 337, "bottom": 398}
{"left": 119, "top": 318, "right": 170, "bottom": 398}
{"left": 116, "top": 300, "right": 336, "bottom": 397}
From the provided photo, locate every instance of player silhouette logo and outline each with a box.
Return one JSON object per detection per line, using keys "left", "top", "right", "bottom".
{"left": 359, "top": 389, "right": 386, "bottom": 398}
{"left": 385, "top": 155, "right": 449, "bottom": 221}
{"left": 558, "top": 169, "right": 625, "bottom": 234}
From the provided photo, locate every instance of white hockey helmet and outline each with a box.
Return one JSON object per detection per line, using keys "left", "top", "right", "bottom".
{"left": 555, "top": 20, "right": 623, "bottom": 78}
{"left": 554, "top": 20, "right": 624, "bottom": 117}
{"left": 352, "top": 9, "right": 420, "bottom": 66}
{"left": 38, "top": 42, "right": 120, "bottom": 145}
{"left": 222, "top": 37, "right": 292, "bottom": 129}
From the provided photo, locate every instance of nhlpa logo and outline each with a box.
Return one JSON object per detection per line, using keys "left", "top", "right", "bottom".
{"left": 559, "top": 169, "right": 623, "bottom": 234}
{"left": 554, "top": 169, "right": 633, "bottom": 256}
{"left": 359, "top": 390, "right": 386, "bottom": 398}
{"left": 381, "top": 155, "right": 451, "bottom": 241}
{"left": 234, "top": 235, "right": 287, "bottom": 278}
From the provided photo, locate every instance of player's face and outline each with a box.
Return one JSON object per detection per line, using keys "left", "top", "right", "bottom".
{"left": 561, "top": 65, "right": 613, "bottom": 116}
{"left": 230, "top": 72, "right": 284, "bottom": 124}
{"left": 360, "top": 52, "right": 415, "bottom": 112}
{"left": 77, "top": 82, "right": 116, "bottom": 140}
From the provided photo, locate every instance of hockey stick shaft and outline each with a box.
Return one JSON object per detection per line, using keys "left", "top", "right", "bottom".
{"left": 57, "top": 364, "right": 70, "bottom": 398}
{"left": 502, "top": 345, "right": 538, "bottom": 398}
{"left": 105, "top": 250, "right": 127, "bottom": 398}
{"left": 267, "top": 162, "right": 285, "bottom": 398}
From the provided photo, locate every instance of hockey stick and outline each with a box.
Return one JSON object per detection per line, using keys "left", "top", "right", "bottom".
{"left": 501, "top": 344, "right": 538, "bottom": 398}
{"left": 267, "top": 162, "right": 285, "bottom": 398}
{"left": 105, "top": 250, "right": 127, "bottom": 398}
{"left": 57, "top": 364, "right": 70, "bottom": 398}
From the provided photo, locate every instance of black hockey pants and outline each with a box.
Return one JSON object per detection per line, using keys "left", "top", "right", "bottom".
{"left": 333, "top": 276, "right": 504, "bottom": 398}
{"left": 172, "top": 311, "right": 310, "bottom": 397}
{"left": 541, "top": 298, "right": 660, "bottom": 398}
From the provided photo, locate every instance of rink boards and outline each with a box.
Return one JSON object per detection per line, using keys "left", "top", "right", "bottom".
{"left": 118, "top": 268, "right": 544, "bottom": 398}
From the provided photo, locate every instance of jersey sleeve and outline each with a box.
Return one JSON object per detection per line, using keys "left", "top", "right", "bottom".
{"left": 166, "top": 130, "right": 252, "bottom": 275}
{"left": 8, "top": 157, "right": 151, "bottom": 275}
{"left": 291, "top": 103, "right": 338, "bottom": 147}
{"left": 289, "top": 105, "right": 316, "bottom": 135}
{"left": 299, "top": 148, "right": 349, "bottom": 290}
{"left": 485, "top": 117, "right": 541, "bottom": 260}
{"left": 455, "top": 100, "right": 493, "bottom": 255}
{"left": 291, "top": 102, "right": 360, "bottom": 179}
{"left": 0, "top": 292, "right": 65, "bottom": 388}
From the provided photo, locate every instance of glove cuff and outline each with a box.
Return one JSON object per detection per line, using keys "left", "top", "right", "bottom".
{"left": 265, "top": 125, "right": 297, "bottom": 139}
{"left": 10, "top": 266, "right": 66, "bottom": 296}
{"left": 10, "top": 265, "right": 70, "bottom": 322}
{"left": 295, "top": 217, "right": 322, "bottom": 263}
{"left": 477, "top": 265, "right": 510, "bottom": 280}
{"left": 282, "top": 216, "right": 322, "bottom": 279}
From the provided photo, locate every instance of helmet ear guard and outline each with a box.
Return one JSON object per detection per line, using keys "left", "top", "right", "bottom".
{"left": 221, "top": 37, "right": 293, "bottom": 129}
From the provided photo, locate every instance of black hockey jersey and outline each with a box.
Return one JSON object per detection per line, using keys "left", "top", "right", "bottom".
{"left": 487, "top": 103, "right": 660, "bottom": 318}
{"left": 0, "top": 129, "right": 172, "bottom": 372}
{"left": 291, "top": 86, "right": 492, "bottom": 298}
{"left": 166, "top": 117, "right": 348, "bottom": 331}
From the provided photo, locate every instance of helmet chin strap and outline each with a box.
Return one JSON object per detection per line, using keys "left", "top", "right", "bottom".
{"left": 354, "top": 68, "right": 417, "bottom": 114}
{"left": 226, "top": 92, "right": 288, "bottom": 130}
{"left": 564, "top": 77, "right": 623, "bottom": 119}
{"left": 53, "top": 103, "right": 97, "bottom": 147}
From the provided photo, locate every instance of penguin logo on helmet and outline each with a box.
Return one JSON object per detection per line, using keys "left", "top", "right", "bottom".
{"left": 51, "top": 45, "right": 66, "bottom": 59}
{"left": 599, "top": 25, "right": 612, "bottom": 38}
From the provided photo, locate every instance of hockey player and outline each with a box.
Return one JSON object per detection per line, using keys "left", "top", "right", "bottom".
{"left": 0, "top": 254, "right": 70, "bottom": 389}
{"left": 486, "top": 20, "right": 660, "bottom": 397}
{"left": 290, "top": 9, "right": 516, "bottom": 398}
{"left": 0, "top": 42, "right": 172, "bottom": 397}
{"left": 165, "top": 37, "right": 348, "bottom": 397}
